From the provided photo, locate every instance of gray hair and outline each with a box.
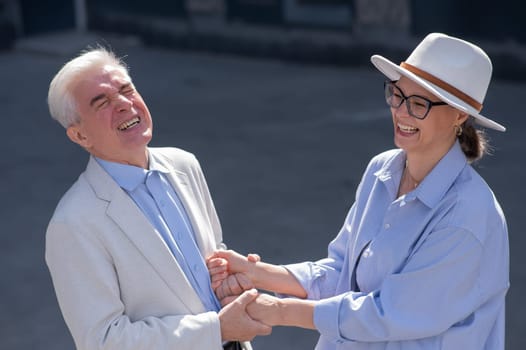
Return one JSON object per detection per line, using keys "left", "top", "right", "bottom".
{"left": 47, "top": 47, "right": 129, "bottom": 128}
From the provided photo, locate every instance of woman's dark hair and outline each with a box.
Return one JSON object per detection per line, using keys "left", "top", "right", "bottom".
{"left": 458, "top": 117, "right": 490, "bottom": 163}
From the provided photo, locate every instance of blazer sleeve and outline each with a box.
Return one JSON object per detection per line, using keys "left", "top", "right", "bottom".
{"left": 46, "top": 218, "right": 223, "bottom": 350}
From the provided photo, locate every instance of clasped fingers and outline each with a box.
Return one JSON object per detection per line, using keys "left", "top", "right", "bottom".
{"left": 216, "top": 273, "right": 255, "bottom": 301}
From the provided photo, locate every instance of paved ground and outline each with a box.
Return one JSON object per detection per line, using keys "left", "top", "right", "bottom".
{"left": 0, "top": 31, "right": 524, "bottom": 349}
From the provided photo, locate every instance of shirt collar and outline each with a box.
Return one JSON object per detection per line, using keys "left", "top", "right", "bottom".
{"left": 95, "top": 150, "right": 171, "bottom": 191}
{"left": 374, "top": 150, "right": 406, "bottom": 200}
{"left": 374, "top": 141, "right": 467, "bottom": 208}
{"left": 416, "top": 141, "right": 467, "bottom": 208}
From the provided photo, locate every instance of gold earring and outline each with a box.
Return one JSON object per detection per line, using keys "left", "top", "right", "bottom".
{"left": 456, "top": 125, "right": 463, "bottom": 136}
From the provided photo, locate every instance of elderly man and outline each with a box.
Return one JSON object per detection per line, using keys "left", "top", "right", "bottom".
{"left": 45, "top": 47, "right": 270, "bottom": 350}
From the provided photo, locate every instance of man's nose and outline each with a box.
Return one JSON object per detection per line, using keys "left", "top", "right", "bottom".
{"left": 114, "top": 94, "right": 133, "bottom": 111}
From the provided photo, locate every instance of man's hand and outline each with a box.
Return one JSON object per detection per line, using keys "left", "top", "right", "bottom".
{"left": 207, "top": 256, "right": 229, "bottom": 290}
{"left": 216, "top": 273, "right": 254, "bottom": 303}
{"left": 219, "top": 289, "right": 272, "bottom": 342}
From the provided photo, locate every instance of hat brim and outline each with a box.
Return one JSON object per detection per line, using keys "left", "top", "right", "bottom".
{"left": 371, "top": 54, "right": 506, "bottom": 132}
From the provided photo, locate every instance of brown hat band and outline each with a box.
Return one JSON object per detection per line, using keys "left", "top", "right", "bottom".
{"left": 400, "top": 62, "right": 483, "bottom": 111}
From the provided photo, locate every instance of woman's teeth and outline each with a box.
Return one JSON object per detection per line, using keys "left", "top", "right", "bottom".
{"left": 118, "top": 117, "right": 140, "bottom": 131}
{"left": 398, "top": 123, "right": 418, "bottom": 133}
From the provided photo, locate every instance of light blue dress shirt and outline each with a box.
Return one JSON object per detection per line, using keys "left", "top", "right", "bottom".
{"left": 286, "top": 141, "right": 509, "bottom": 349}
{"left": 96, "top": 153, "right": 220, "bottom": 312}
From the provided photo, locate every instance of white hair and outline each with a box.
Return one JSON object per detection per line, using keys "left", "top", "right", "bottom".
{"left": 47, "top": 47, "right": 129, "bottom": 128}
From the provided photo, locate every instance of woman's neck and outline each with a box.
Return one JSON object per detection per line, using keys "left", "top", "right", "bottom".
{"left": 398, "top": 150, "right": 446, "bottom": 197}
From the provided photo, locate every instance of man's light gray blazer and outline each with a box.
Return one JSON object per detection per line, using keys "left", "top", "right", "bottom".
{"left": 46, "top": 147, "right": 245, "bottom": 350}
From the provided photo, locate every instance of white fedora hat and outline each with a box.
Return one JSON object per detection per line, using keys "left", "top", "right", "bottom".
{"left": 371, "top": 32, "right": 506, "bottom": 132}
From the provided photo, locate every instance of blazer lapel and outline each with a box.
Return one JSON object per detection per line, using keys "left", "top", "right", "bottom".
{"left": 84, "top": 157, "right": 206, "bottom": 314}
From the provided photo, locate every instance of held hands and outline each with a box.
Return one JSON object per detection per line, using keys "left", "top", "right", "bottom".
{"left": 210, "top": 251, "right": 273, "bottom": 341}
{"left": 207, "top": 250, "right": 260, "bottom": 301}
{"left": 208, "top": 250, "right": 314, "bottom": 332}
{"left": 222, "top": 291, "right": 300, "bottom": 328}
{"left": 208, "top": 250, "right": 315, "bottom": 332}
{"left": 218, "top": 289, "right": 272, "bottom": 341}
{"left": 220, "top": 289, "right": 315, "bottom": 334}
{"left": 247, "top": 293, "right": 283, "bottom": 327}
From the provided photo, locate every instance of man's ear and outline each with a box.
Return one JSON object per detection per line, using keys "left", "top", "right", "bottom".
{"left": 66, "top": 124, "right": 91, "bottom": 149}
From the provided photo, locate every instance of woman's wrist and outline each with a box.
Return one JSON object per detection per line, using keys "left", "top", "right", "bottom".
{"left": 247, "top": 262, "right": 307, "bottom": 298}
{"left": 246, "top": 261, "right": 266, "bottom": 287}
{"left": 247, "top": 262, "right": 287, "bottom": 291}
{"left": 279, "top": 298, "right": 316, "bottom": 329}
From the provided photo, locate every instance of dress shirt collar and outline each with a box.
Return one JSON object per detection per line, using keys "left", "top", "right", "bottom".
{"left": 95, "top": 149, "right": 171, "bottom": 192}
{"left": 375, "top": 141, "right": 468, "bottom": 208}
{"left": 416, "top": 141, "right": 467, "bottom": 208}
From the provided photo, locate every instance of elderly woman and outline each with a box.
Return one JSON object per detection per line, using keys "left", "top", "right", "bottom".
{"left": 208, "top": 33, "right": 509, "bottom": 349}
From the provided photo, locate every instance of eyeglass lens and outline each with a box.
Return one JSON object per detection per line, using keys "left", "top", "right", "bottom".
{"left": 384, "top": 82, "right": 432, "bottom": 119}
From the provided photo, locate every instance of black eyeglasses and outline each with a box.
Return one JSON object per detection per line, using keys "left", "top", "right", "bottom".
{"left": 384, "top": 81, "right": 448, "bottom": 119}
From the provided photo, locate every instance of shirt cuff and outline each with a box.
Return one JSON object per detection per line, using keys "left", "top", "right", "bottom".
{"left": 313, "top": 293, "right": 348, "bottom": 344}
{"left": 283, "top": 262, "right": 326, "bottom": 300}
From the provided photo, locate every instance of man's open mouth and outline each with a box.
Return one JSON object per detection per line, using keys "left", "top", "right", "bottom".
{"left": 118, "top": 117, "right": 140, "bottom": 131}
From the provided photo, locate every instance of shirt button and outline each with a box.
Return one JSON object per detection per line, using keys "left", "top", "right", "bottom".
{"left": 384, "top": 223, "right": 391, "bottom": 229}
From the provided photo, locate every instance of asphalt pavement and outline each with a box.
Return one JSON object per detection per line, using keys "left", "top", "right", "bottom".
{"left": 1, "top": 31, "right": 524, "bottom": 349}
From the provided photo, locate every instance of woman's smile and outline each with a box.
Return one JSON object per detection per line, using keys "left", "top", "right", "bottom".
{"left": 396, "top": 122, "right": 419, "bottom": 135}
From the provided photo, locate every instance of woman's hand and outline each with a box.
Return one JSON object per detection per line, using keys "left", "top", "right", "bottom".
{"left": 207, "top": 250, "right": 262, "bottom": 301}
{"left": 208, "top": 249, "right": 308, "bottom": 299}
{"left": 246, "top": 293, "right": 283, "bottom": 326}
{"left": 207, "top": 250, "right": 260, "bottom": 288}
{"left": 247, "top": 294, "right": 316, "bottom": 329}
